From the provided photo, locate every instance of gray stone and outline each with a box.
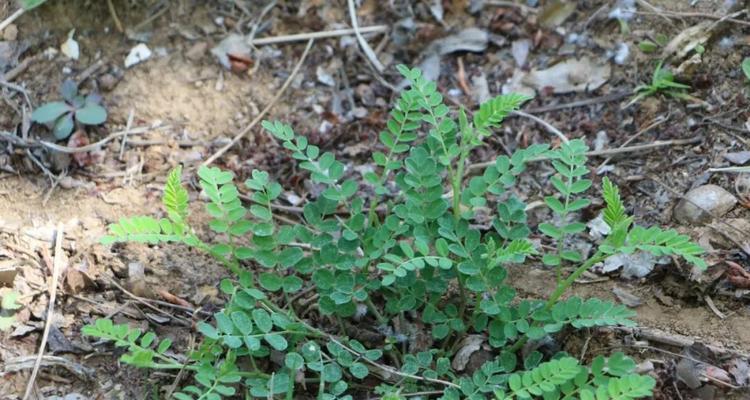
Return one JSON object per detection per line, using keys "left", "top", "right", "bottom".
{"left": 674, "top": 184, "right": 737, "bottom": 224}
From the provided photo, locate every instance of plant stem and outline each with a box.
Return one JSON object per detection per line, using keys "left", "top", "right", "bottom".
{"left": 364, "top": 297, "right": 388, "bottom": 326}
{"left": 544, "top": 251, "right": 605, "bottom": 309}
{"left": 508, "top": 251, "right": 606, "bottom": 353}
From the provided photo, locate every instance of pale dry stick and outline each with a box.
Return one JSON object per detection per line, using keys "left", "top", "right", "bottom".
{"left": 483, "top": 0, "right": 538, "bottom": 13}
{"left": 633, "top": 10, "right": 750, "bottom": 27}
{"left": 105, "top": 276, "right": 192, "bottom": 326}
{"left": 611, "top": 326, "right": 750, "bottom": 359}
{"left": 467, "top": 137, "right": 702, "bottom": 172}
{"left": 635, "top": 0, "right": 676, "bottom": 26}
{"left": 524, "top": 91, "right": 631, "bottom": 114}
{"left": 118, "top": 109, "right": 135, "bottom": 160}
{"left": 3, "top": 55, "right": 37, "bottom": 82}
{"left": 39, "top": 124, "right": 167, "bottom": 153}
{"left": 246, "top": 0, "right": 277, "bottom": 43}
{"left": 22, "top": 224, "right": 64, "bottom": 400}
{"left": 334, "top": 336, "right": 459, "bottom": 388}
{"left": 41, "top": 170, "right": 67, "bottom": 207}
{"left": 346, "top": 0, "right": 385, "bottom": 72}
{"left": 511, "top": 110, "right": 569, "bottom": 144}
{"left": 202, "top": 39, "right": 314, "bottom": 166}
{"left": 106, "top": 0, "right": 124, "bottom": 33}
{"left": 703, "top": 295, "right": 726, "bottom": 320}
{"left": 708, "top": 166, "right": 750, "bottom": 173}
{"left": 596, "top": 115, "right": 669, "bottom": 171}
{"left": 25, "top": 149, "right": 55, "bottom": 182}
{"left": 248, "top": 25, "right": 387, "bottom": 46}
{"left": 0, "top": 8, "right": 24, "bottom": 32}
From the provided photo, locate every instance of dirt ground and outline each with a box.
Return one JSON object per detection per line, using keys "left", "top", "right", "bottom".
{"left": 2, "top": 0, "right": 750, "bottom": 399}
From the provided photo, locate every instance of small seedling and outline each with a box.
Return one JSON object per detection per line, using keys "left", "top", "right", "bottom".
{"left": 31, "top": 79, "right": 107, "bottom": 139}
{"left": 742, "top": 58, "right": 750, "bottom": 82}
{"left": 0, "top": 290, "right": 22, "bottom": 331}
{"left": 626, "top": 61, "right": 692, "bottom": 107}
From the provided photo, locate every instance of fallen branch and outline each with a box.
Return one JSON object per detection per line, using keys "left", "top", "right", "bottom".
{"left": 612, "top": 326, "right": 750, "bottom": 359}
{"left": 22, "top": 223, "right": 64, "bottom": 400}
{"left": 248, "top": 25, "right": 387, "bottom": 46}
{"left": 347, "top": 0, "right": 385, "bottom": 72}
{"left": 203, "top": 39, "right": 314, "bottom": 166}
{"left": 511, "top": 110, "right": 569, "bottom": 144}
{"left": 0, "top": 8, "right": 24, "bottom": 32}
{"left": 524, "top": 91, "right": 631, "bottom": 114}
{"left": 468, "top": 137, "right": 702, "bottom": 172}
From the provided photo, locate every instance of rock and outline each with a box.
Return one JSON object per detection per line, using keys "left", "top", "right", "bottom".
{"left": 124, "top": 43, "right": 151, "bottom": 68}
{"left": 2, "top": 24, "right": 18, "bottom": 41}
{"left": 98, "top": 73, "right": 120, "bottom": 91}
{"left": 185, "top": 41, "right": 208, "bottom": 61}
{"left": 674, "top": 184, "right": 737, "bottom": 224}
{"left": 725, "top": 151, "right": 750, "bottom": 165}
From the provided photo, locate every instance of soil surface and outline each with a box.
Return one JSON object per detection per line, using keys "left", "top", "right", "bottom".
{"left": 2, "top": 0, "right": 750, "bottom": 399}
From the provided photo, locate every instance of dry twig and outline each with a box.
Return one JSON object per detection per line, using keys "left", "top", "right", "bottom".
{"left": 346, "top": 0, "right": 385, "bottom": 72}
{"left": 249, "top": 25, "right": 387, "bottom": 46}
{"left": 467, "top": 137, "right": 702, "bottom": 172}
{"left": 22, "top": 224, "right": 64, "bottom": 400}
{"left": 203, "top": 39, "right": 314, "bottom": 166}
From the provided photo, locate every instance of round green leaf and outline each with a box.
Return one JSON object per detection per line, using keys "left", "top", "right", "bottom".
{"left": 230, "top": 311, "right": 253, "bottom": 333}
{"left": 60, "top": 79, "right": 78, "bottom": 101}
{"left": 322, "top": 363, "right": 342, "bottom": 382}
{"left": 53, "top": 114, "right": 74, "bottom": 139}
{"left": 251, "top": 309, "right": 273, "bottom": 333}
{"left": 258, "top": 272, "right": 283, "bottom": 292}
{"left": 285, "top": 352, "right": 304, "bottom": 370}
{"left": 31, "top": 102, "right": 70, "bottom": 124}
{"left": 75, "top": 103, "right": 107, "bottom": 125}
{"left": 349, "top": 362, "right": 369, "bottom": 379}
{"left": 264, "top": 333, "right": 288, "bottom": 351}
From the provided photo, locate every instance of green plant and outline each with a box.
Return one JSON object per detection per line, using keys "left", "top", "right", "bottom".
{"left": 626, "top": 61, "right": 692, "bottom": 108}
{"left": 0, "top": 289, "right": 22, "bottom": 331}
{"left": 31, "top": 79, "right": 107, "bottom": 139}
{"left": 86, "top": 65, "right": 705, "bottom": 399}
{"left": 742, "top": 57, "right": 750, "bottom": 82}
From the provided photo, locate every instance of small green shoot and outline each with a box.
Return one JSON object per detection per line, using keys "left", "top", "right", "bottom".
{"left": 626, "top": 61, "right": 692, "bottom": 108}
{"left": 31, "top": 79, "right": 107, "bottom": 139}
{"left": 742, "top": 57, "right": 750, "bottom": 82}
{"left": 0, "top": 290, "right": 22, "bottom": 331}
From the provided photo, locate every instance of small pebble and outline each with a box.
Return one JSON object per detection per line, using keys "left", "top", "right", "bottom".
{"left": 185, "top": 41, "right": 208, "bottom": 61}
{"left": 99, "top": 73, "right": 120, "bottom": 91}
{"left": 674, "top": 184, "right": 738, "bottom": 224}
{"left": 2, "top": 24, "right": 18, "bottom": 41}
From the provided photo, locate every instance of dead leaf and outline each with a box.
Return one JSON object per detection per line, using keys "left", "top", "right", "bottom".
{"left": 0, "top": 260, "right": 18, "bottom": 287}
{"left": 663, "top": 21, "right": 715, "bottom": 61}
{"left": 427, "top": 28, "right": 489, "bottom": 56}
{"left": 725, "top": 261, "right": 750, "bottom": 289}
{"left": 522, "top": 57, "right": 611, "bottom": 94}
{"left": 452, "top": 334, "right": 486, "bottom": 371}
{"left": 725, "top": 151, "right": 750, "bottom": 165}
{"left": 612, "top": 286, "right": 642, "bottom": 307}
{"left": 539, "top": 0, "right": 576, "bottom": 28}
{"left": 157, "top": 289, "right": 193, "bottom": 308}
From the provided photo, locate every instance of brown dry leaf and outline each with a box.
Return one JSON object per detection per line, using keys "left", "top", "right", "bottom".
{"left": 612, "top": 286, "right": 642, "bottom": 308}
{"left": 538, "top": 0, "right": 576, "bottom": 28}
{"left": 522, "top": 57, "right": 611, "bottom": 94}
{"left": 0, "top": 259, "right": 18, "bottom": 286}
{"left": 451, "top": 334, "right": 486, "bottom": 372}
{"left": 157, "top": 289, "right": 193, "bottom": 308}
{"left": 67, "top": 130, "right": 104, "bottom": 167}
{"left": 663, "top": 21, "right": 715, "bottom": 61}
{"left": 725, "top": 261, "right": 750, "bottom": 289}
